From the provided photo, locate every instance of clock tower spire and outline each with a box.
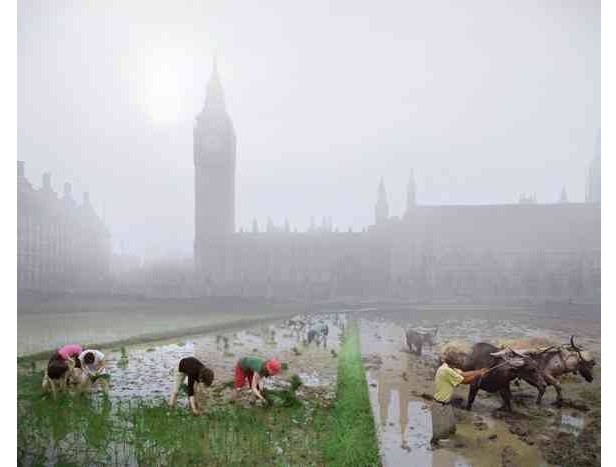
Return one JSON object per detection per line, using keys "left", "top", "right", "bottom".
{"left": 194, "top": 56, "right": 236, "bottom": 277}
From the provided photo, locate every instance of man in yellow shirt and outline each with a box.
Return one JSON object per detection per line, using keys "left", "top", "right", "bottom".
{"left": 431, "top": 356, "right": 488, "bottom": 443}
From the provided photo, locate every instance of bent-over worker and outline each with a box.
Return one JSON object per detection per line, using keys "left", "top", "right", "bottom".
{"left": 234, "top": 356, "right": 281, "bottom": 401}
{"left": 169, "top": 356, "right": 214, "bottom": 415}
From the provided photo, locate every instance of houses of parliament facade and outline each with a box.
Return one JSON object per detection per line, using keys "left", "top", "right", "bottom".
{"left": 17, "top": 60, "right": 600, "bottom": 301}
{"left": 17, "top": 161, "right": 110, "bottom": 293}
{"left": 194, "top": 61, "right": 601, "bottom": 302}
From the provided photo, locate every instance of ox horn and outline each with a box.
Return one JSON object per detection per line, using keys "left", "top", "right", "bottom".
{"left": 508, "top": 347, "right": 530, "bottom": 359}
{"left": 570, "top": 335, "right": 588, "bottom": 362}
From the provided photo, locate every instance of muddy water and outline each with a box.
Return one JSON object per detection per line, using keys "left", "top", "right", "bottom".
{"left": 52, "top": 313, "right": 346, "bottom": 406}
{"left": 557, "top": 410, "right": 587, "bottom": 436}
{"left": 359, "top": 318, "right": 552, "bottom": 467}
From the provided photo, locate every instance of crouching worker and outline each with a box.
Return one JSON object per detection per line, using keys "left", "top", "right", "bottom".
{"left": 169, "top": 357, "right": 214, "bottom": 416}
{"left": 42, "top": 344, "right": 82, "bottom": 394}
{"left": 431, "top": 355, "right": 488, "bottom": 443}
{"left": 76, "top": 349, "right": 109, "bottom": 393}
{"left": 234, "top": 356, "right": 281, "bottom": 402}
{"left": 306, "top": 323, "right": 329, "bottom": 347}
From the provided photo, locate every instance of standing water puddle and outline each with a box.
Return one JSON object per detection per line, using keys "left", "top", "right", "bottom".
{"left": 366, "top": 371, "right": 470, "bottom": 466}
{"left": 558, "top": 411, "right": 586, "bottom": 435}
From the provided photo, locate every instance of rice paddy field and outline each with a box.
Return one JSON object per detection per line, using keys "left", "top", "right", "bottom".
{"left": 18, "top": 310, "right": 382, "bottom": 466}
{"left": 17, "top": 299, "right": 600, "bottom": 466}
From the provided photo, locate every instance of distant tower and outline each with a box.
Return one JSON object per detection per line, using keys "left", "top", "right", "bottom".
{"left": 194, "top": 57, "right": 237, "bottom": 268}
{"left": 405, "top": 170, "right": 416, "bottom": 216}
{"left": 559, "top": 186, "right": 568, "bottom": 203}
{"left": 585, "top": 130, "right": 601, "bottom": 203}
{"left": 375, "top": 178, "right": 389, "bottom": 224}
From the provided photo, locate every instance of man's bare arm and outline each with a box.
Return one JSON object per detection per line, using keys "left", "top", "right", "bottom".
{"left": 461, "top": 368, "right": 489, "bottom": 385}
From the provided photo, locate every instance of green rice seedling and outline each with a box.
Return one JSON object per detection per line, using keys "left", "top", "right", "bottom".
{"left": 117, "top": 347, "right": 129, "bottom": 368}
{"left": 90, "top": 373, "right": 111, "bottom": 383}
{"left": 289, "top": 374, "right": 303, "bottom": 392}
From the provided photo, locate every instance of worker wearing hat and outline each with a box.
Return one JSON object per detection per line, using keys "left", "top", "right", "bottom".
{"left": 234, "top": 356, "right": 282, "bottom": 401}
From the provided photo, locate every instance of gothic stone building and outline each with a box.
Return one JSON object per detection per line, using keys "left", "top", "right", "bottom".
{"left": 194, "top": 63, "right": 600, "bottom": 302}
{"left": 17, "top": 161, "right": 111, "bottom": 293}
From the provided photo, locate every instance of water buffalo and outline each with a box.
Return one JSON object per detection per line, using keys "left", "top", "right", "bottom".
{"left": 464, "top": 343, "right": 544, "bottom": 412}
{"left": 514, "top": 336, "right": 596, "bottom": 405}
{"left": 406, "top": 327, "right": 438, "bottom": 356}
{"left": 286, "top": 319, "right": 306, "bottom": 339}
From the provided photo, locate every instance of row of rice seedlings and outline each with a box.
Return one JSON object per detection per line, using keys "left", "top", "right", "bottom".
{"left": 18, "top": 368, "right": 334, "bottom": 465}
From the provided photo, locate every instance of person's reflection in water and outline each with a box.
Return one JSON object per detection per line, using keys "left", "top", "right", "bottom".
{"left": 376, "top": 371, "right": 413, "bottom": 449}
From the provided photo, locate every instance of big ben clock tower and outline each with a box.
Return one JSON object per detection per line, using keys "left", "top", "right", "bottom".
{"left": 194, "top": 57, "right": 236, "bottom": 277}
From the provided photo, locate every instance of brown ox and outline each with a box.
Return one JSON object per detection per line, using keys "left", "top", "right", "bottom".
{"left": 514, "top": 336, "right": 596, "bottom": 405}
{"left": 464, "top": 343, "right": 544, "bottom": 412}
{"left": 406, "top": 327, "right": 438, "bottom": 356}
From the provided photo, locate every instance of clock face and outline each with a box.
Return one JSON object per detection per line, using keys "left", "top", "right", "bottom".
{"left": 204, "top": 133, "right": 223, "bottom": 152}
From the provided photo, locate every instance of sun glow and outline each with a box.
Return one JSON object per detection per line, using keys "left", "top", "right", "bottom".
{"left": 145, "top": 67, "right": 182, "bottom": 124}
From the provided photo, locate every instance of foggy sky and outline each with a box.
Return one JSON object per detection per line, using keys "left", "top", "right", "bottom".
{"left": 18, "top": 0, "right": 600, "bottom": 258}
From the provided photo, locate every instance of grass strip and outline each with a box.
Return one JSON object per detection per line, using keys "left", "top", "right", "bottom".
{"left": 324, "top": 320, "right": 380, "bottom": 466}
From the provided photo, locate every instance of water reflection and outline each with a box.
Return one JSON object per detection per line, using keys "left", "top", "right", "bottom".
{"left": 368, "top": 370, "right": 468, "bottom": 467}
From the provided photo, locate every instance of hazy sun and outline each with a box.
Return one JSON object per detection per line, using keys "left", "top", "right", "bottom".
{"left": 145, "top": 67, "right": 182, "bottom": 124}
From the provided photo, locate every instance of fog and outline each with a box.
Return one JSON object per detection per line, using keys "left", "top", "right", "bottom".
{"left": 18, "top": 0, "right": 600, "bottom": 257}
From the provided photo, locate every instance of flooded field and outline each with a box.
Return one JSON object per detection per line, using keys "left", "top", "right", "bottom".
{"left": 26, "top": 312, "right": 346, "bottom": 407}
{"left": 17, "top": 295, "right": 308, "bottom": 356}
{"left": 18, "top": 302, "right": 600, "bottom": 466}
